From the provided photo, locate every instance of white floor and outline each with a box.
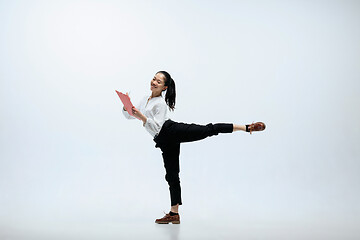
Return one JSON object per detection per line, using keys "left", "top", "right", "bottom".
{"left": 2, "top": 213, "right": 359, "bottom": 240}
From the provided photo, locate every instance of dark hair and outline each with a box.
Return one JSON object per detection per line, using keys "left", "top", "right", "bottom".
{"left": 157, "top": 70, "right": 176, "bottom": 111}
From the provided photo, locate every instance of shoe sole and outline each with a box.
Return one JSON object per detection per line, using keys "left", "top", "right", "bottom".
{"left": 155, "top": 221, "right": 180, "bottom": 224}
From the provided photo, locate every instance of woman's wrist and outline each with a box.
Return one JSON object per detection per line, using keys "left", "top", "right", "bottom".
{"left": 141, "top": 115, "right": 147, "bottom": 125}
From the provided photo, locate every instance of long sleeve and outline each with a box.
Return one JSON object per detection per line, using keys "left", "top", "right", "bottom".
{"left": 121, "top": 94, "right": 168, "bottom": 137}
{"left": 144, "top": 102, "right": 168, "bottom": 137}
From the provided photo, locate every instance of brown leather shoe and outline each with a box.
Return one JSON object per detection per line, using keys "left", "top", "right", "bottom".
{"left": 155, "top": 212, "right": 180, "bottom": 224}
{"left": 248, "top": 122, "right": 266, "bottom": 134}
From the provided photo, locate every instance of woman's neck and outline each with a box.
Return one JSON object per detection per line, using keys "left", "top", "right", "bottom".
{"left": 150, "top": 92, "right": 161, "bottom": 99}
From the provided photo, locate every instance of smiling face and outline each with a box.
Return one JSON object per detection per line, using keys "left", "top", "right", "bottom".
{"left": 150, "top": 72, "right": 168, "bottom": 97}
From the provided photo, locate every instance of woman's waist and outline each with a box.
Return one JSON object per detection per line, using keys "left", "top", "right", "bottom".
{"left": 153, "top": 119, "right": 174, "bottom": 142}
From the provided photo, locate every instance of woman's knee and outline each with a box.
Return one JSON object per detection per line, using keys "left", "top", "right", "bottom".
{"left": 165, "top": 173, "right": 180, "bottom": 185}
{"left": 206, "top": 123, "right": 220, "bottom": 136}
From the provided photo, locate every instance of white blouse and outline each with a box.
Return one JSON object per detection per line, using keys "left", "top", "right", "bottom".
{"left": 122, "top": 95, "right": 169, "bottom": 137}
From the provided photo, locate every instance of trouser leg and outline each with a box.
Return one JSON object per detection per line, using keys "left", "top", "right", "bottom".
{"left": 167, "top": 122, "right": 233, "bottom": 144}
{"left": 161, "top": 143, "right": 182, "bottom": 206}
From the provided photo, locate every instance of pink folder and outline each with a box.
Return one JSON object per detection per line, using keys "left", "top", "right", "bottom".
{"left": 115, "top": 90, "right": 141, "bottom": 120}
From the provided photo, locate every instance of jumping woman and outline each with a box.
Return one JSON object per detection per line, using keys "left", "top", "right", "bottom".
{"left": 122, "top": 71, "right": 266, "bottom": 224}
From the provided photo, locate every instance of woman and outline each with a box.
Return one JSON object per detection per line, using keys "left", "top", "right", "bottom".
{"left": 122, "top": 71, "right": 265, "bottom": 224}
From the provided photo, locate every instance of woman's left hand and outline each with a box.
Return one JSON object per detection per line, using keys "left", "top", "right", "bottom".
{"left": 132, "top": 107, "right": 147, "bottom": 124}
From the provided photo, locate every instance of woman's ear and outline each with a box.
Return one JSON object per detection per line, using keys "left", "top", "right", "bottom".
{"left": 162, "top": 86, "right": 168, "bottom": 91}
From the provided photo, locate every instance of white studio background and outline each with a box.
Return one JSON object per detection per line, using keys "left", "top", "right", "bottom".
{"left": 1, "top": 0, "right": 359, "bottom": 239}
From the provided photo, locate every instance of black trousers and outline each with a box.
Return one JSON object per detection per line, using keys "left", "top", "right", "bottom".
{"left": 153, "top": 119, "right": 233, "bottom": 206}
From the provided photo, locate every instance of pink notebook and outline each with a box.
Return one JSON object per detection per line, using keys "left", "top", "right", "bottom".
{"left": 115, "top": 90, "right": 141, "bottom": 120}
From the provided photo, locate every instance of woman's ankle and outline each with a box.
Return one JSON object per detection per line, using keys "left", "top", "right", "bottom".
{"left": 233, "top": 124, "right": 246, "bottom": 131}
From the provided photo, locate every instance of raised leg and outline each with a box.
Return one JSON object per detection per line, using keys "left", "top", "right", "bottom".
{"left": 166, "top": 122, "right": 234, "bottom": 144}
